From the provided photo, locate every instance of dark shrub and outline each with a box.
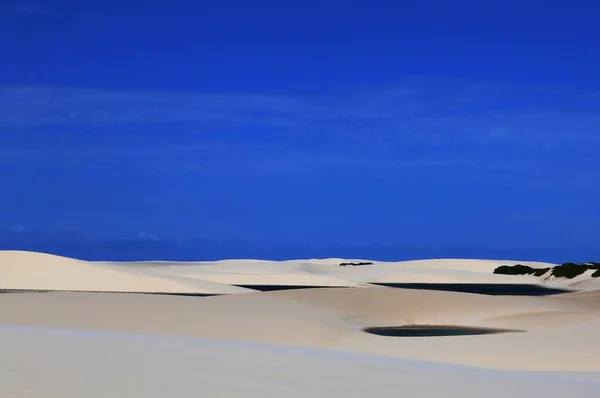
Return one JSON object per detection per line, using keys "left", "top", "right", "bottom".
{"left": 339, "top": 261, "right": 373, "bottom": 267}
{"left": 584, "top": 262, "right": 600, "bottom": 270}
{"left": 493, "top": 264, "right": 537, "bottom": 276}
{"left": 495, "top": 262, "right": 599, "bottom": 279}
{"left": 533, "top": 267, "right": 551, "bottom": 277}
{"left": 551, "top": 263, "right": 589, "bottom": 279}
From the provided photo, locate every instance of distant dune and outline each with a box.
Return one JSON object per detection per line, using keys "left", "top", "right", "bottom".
{"left": 0, "top": 250, "right": 584, "bottom": 292}
{"left": 1, "top": 250, "right": 599, "bottom": 397}
{"left": 0, "top": 250, "right": 253, "bottom": 294}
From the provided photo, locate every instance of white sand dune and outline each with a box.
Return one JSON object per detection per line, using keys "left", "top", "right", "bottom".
{"left": 1, "top": 325, "right": 599, "bottom": 398}
{"left": 2, "top": 250, "right": 599, "bottom": 397}
{"left": 0, "top": 250, "right": 253, "bottom": 294}
{"left": 567, "top": 278, "right": 600, "bottom": 291}
{"left": 104, "top": 255, "right": 565, "bottom": 287}
{"left": 178, "top": 272, "right": 368, "bottom": 287}
{"left": 2, "top": 287, "right": 600, "bottom": 371}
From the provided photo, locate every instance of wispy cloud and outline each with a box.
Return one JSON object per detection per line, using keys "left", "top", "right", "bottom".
{"left": 2, "top": 4, "right": 149, "bottom": 23}
{"left": 81, "top": 12, "right": 151, "bottom": 24}
{"left": 1, "top": 82, "right": 599, "bottom": 152}
{"left": 1, "top": 81, "right": 599, "bottom": 190}
{"left": 0, "top": 86, "right": 322, "bottom": 127}
{"left": 4, "top": 3, "right": 54, "bottom": 15}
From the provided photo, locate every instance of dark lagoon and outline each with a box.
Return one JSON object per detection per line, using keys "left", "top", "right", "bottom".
{"left": 372, "top": 283, "right": 570, "bottom": 296}
{"left": 234, "top": 285, "right": 348, "bottom": 291}
{"left": 364, "top": 325, "right": 525, "bottom": 337}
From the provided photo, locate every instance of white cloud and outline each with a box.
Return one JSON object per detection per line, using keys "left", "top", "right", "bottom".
{"left": 5, "top": 4, "right": 54, "bottom": 15}
{"left": 2, "top": 4, "right": 150, "bottom": 23}
{"left": 0, "top": 86, "right": 319, "bottom": 127}
{"left": 1, "top": 82, "right": 599, "bottom": 155}
{"left": 81, "top": 12, "right": 151, "bottom": 24}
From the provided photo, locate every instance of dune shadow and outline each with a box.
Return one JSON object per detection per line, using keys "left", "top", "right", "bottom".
{"left": 140, "top": 292, "right": 219, "bottom": 297}
{"left": 0, "top": 289, "right": 219, "bottom": 297}
{"left": 364, "top": 325, "right": 525, "bottom": 337}
{"left": 0, "top": 289, "right": 52, "bottom": 294}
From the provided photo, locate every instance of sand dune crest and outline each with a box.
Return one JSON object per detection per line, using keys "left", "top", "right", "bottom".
{"left": 0, "top": 250, "right": 253, "bottom": 294}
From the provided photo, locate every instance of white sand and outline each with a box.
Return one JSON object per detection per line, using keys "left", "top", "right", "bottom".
{"left": 0, "top": 250, "right": 254, "bottom": 294}
{"left": 2, "top": 287, "right": 599, "bottom": 371}
{"left": 2, "top": 325, "right": 599, "bottom": 398}
{"left": 97, "top": 255, "right": 564, "bottom": 286}
{"left": 1, "top": 250, "right": 599, "bottom": 397}
{"left": 1, "top": 250, "right": 576, "bottom": 290}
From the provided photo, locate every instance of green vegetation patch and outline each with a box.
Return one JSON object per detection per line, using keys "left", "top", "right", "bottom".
{"left": 493, "top": 264, "right": 550, "bottom": 277}
{"left": 339, "top": 261, "right": 373, "bottom": 267}
{"left": 494, "top": 262, "right": 600, "bottom": 279}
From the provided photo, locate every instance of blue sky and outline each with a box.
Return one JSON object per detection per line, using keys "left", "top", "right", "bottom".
{"left": 1, "top": 0, "right": 599, "bottom": 260}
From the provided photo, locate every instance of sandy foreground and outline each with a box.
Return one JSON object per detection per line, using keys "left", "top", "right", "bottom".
{"left": 1, "top": 250, "right": 600, "bottom": 397}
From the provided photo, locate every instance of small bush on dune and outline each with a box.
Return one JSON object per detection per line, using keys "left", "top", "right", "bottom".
{"left": 551, "top": 263, "right": 589, "bottom": 279}
{"left": 533, "top": 267, "right": 551, "bottom": 277}
{"left": 583, "top": 262, "right": 600, "bottom": 270}
{"left": 339, "top": 261, "right": 373, "bottom": 267}
{"left": 493, "top": 264, "right": 538, "bottom": 276}
{"left": 493, "top": 263, "right": 596, "bottom": 279}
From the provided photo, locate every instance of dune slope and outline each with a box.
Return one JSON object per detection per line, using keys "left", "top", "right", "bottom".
{"left": 0, "top": 250, "right": 253, "bottom": 294}
{"left": 1, "top": 325, "right": 599, "bottom": 398}
{"left": 2, "top": 250, "right": 600, "bottom": 397}
{"left": 2, "top": 287, "right": 600, "bottom": 371}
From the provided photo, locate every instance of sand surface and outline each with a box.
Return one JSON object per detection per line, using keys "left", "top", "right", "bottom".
{"left": 1, "top": 250, "right": 599, "bottom": 397}
{"left": 2, "top": 325, "right": 600, "bottom": 398}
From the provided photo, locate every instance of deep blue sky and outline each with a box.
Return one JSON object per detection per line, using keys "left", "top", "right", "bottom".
{"left": 1, "top": 0, "right": 599, "bottom": 261}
